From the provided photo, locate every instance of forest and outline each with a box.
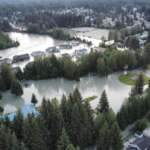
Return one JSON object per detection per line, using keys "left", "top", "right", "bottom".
{"left": 0, "top": 89, "right": 122, "bottom": 150}
{"left": 1, "top": 64, "right": 150, "bottom": 150}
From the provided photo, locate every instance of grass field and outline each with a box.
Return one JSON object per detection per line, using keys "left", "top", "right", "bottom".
{"left": 118, "top": 72, "right": 150, "bottom": 86}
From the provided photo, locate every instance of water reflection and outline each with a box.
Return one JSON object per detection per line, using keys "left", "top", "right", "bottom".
{"left": 1, "top": 73, "right": 131, "bottom": 114}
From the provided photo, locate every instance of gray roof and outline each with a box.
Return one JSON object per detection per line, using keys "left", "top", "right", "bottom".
{"left": 127, "top": 135, "right": 150, "bottom": 150}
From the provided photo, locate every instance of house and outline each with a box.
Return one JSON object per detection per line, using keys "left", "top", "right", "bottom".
{"left": 92, "top": 47, "right": 105, "bottom": 53}
{"left": 74, "top": 48, "right": 88, "bottom": 58}
{"left": 115, "top": 43, "right": 128, "bottom": 51}
{"left": 12, "top": 54, "right": 30, "bottom": 63}
{"left": 59, "top": 43, "right": 72, "bottom": 49}
{"left": 126, "top": 135, "right": 150, "bottom": 150}
{"left": 71, "top": 41, "right": 80, "bottom": 47}
{"left": 31, "top": 51, "right": 45, "bottom": 58}
{"left": 105, "top": 40, "right": 115, "bottom": 46}
{"left": 61, "top": 53, "right": 71, "bottom": 58}
{"left": 46, "top": 47, "right": 60, "bottom": 54}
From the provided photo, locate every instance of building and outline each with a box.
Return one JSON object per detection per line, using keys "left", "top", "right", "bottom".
{"left": 126, "top": 135, "right": 150, "bottom": 150}
{"left": 61, "top": 53, "right": 71, "bottom": 58}
{"left": 31, "top": 51, "right": 45, "bottom": 58}
{"left": 115, "top": 43, "right": 128, "bottom": 51}
{"left": 12, "top": 54, "right": 30, "bottom": 63}
{"left": 71, "top": 41, "right": 80, "bottom": 47}
{"left": 92, "top": 47, "right": 105, "bottom": 53}
{"left": 59, "top": 44, "right": 72, "bottom": 49}
{"left": 74, "top": 48, "right": 88, "bottom": 58}
{"left": 105, "top": 40, "right": 115, "bottom": 46}
{"left": 46, "top": 47, "right": 60, "bottom": 54}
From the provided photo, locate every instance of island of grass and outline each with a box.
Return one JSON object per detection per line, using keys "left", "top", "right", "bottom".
{"left": 84, "top": 96, "right": 97, "bottom": 102}
{"left": 0, "top": 33, "right": 19, "bottom": 50}
{"left": 118, "top": 72, "right": 150, "bottom": 86}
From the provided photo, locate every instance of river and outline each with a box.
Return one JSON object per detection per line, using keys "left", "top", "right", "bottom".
{"left": 0, "top": 28, "right": 134, "bottom": 114}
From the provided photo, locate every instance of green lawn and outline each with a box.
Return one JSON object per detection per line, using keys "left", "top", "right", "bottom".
{"left": 118, "top": 73, "right": 150, "bottom": 86}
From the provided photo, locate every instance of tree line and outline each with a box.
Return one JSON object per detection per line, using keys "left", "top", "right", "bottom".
{"left": 0, "top": 89, "right": 122, "bottom": 150}
{"left": 23, "top": 44, "right": 150, "bottom": 81}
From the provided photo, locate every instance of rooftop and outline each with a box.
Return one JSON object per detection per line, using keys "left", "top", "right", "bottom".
{"left": 127, "top": 135, "right": 150, "bottom": 150}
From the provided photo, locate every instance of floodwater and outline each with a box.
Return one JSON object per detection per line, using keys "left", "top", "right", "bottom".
{"left": 0, "top": 28, "right": 135, "bottom": 114}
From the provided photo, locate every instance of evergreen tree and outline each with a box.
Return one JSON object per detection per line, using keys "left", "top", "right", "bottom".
{"left": 134, "top": 74, "right": 144, "bottom": 95}
{"left": 72, "top": 88, "right": 82, "bottom": 102}
{"left": 23, "top": 115, "right": 48, "bottom": 150}
{"left": 31, "top": 94, "right": 38, "bottom": 106}
{"left": 13, "top": 111, "right": 24, "bottom": 140}
{"left": 147, "top": 30, "right": 150, "bottom": 43}
{"left": 97, "top": 90, "right": 109, "bottom": 113}
{"left": 16, "top": 68, "right": 23, "bottom": 81}
{"left": 1, "top": 64, "right": 13, "bottom": 90}
{"left": 144, "top": 43, "right": 150, "bottom": 63}
{"left": 97, "top": 121, "right": 110, "bottom": 150}
{"left": 0, "top": 106, "right": 4, "bottom": 114}
{"left": 57, "top": 128, "right": 70, "bottom": 150}
{"left": 148, "top": 80, "right": 150, "bottom": 89}
{"left": 65, "top": 144, "right": 79, "bottom": 150}
{"left": 0, "top": 125, "right": 21, "bottom": 150}
{"left": 40, "top": 99, "right": 64, "bottom": 149}
{"left": 10, "top": 133, "right": 20, "bottom": 150}
{"left": 0, "top": 76, "right": 6, "bottom": 91}
{"left": 69, "top": 103, "right": 82, "bottom": 147}
{"left": 0, "top": 93, "right": 2, "bottom": 100}
{"left": 83, "top": 101, "right": 95, "bottom": 146}
{"left": 20, "top": 142, "right": 29, "bottom": 150}
{"left": 11, "top": 79, "right": 23, "bottom": 96}
{"left": 110, "top": 122, "right": 123, "bottom": 150}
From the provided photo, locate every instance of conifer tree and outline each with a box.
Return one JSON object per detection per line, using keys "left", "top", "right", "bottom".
{"left": 13, "top": 111, "right": 24, "bottom": 140}
{"left": 11, "top": 79, "right": 23, "bottom": 96}
{"left": 0, "top": 106, "right": 4, "bottom": 114}
{"left": 23, "top": 115, "right": 48, "bottom": 150}
{"left": 110, "top": 122, "right": 123, "bottom": 150}
{"left": 31, "top": 94, "right": 38, "bottom": 106}
{"left": 65, "top": 144, "right": 80, "bottom": 150}
{"left": 57, "top": 128, "right": 70, "bottom": 150}
{"left": 20, "top": 142, "right": 29, "bottom": 150}
{"left": 134, "top": 74, "right": 144, "bottom": 95}
{"left": 72, "top": 88, "right": 82, "bottom": 102}
{"left": 1, "top": 64, "right": 14, "bottom": 90}
{"left": 97, "top": 121, "right": 110, "bottom": 150}
{"left": 97, "top": 90, "right": 109, "bottom": 113}
{"left": 0, "top": 93, "right": 2, "bottom": 100}
{"left": 11, "top": 133, "right": 20, "bottom": 150}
